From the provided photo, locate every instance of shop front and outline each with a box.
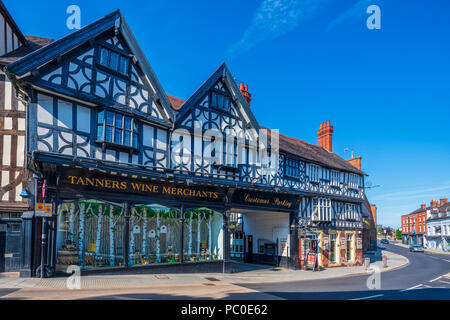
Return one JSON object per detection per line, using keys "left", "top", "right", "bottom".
{"left": 26, "top": 164, "right": 301, "bottom": 276}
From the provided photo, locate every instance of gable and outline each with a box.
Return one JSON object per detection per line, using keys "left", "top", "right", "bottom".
{"left": 176, "top": 63, "right": 263, "bottom": 145}
{"left": 6, "top": 10, "right": 174, "bottom": 126}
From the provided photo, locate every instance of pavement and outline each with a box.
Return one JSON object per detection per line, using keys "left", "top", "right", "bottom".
{"left": 390, "top": 240, "right": 450, "bottom": 256}
{"left": 0, "top": 248, "right": 409, "bottom": 300}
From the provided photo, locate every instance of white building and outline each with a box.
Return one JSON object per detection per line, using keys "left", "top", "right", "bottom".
{"left": 424, "top": 199, "right": 450, "bottom": 252}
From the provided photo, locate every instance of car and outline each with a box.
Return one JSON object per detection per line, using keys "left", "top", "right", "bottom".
{"left": 380, "top": 239, "right": 389, "bottom": 244}
{"left": 410, "top": 245, "right": 424, "bottom": 252}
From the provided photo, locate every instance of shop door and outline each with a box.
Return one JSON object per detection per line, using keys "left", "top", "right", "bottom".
{"left": 231, "top": 230, "right": 244, "bottom": 260}
{"left": 244, "top": 235, "right": 253, "bottom": 263}
{"left": 0, "top": 222, "right": 22, "bottom": 272}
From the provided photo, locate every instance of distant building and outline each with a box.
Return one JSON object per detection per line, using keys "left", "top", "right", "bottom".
{"left": 401, "top": 203, "right": 429, "bottom": 246}
{"left": 424, "top": 198, "right": 449, "bottom": 251}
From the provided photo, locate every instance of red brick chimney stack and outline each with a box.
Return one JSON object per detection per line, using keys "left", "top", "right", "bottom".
{"left": 440, "top": 198, "right": 448, "bottom": 207}
{"left": 421, "top": 203, "right": 426, "bottom": 210}
{"left": 239, "top": 83, "right": 252, "bottom": 106}
{"left": 317, "top": 120, "right": 334, "bottom": 153}
{"left": 430, "top": 200, "right": 439, "bottom": 208}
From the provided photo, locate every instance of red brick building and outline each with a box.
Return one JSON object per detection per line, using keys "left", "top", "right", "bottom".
{"left": 401, "top": 203, "right": 429, "bottom": 246}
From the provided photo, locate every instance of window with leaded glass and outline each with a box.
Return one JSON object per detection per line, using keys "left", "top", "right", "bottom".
{"left": 211, "top": 91, "right": 231, "bottom": 111}
{"left": 98, "top": 46, "right": 130, "bottom": 76}
{"left": 96, "top": 110, "right": 138, "bottom": 149}
{"left": 307, "top": 164, "right": 320, "bottom": 183}
{"left": 284, "top": 157, "right": 300, "bottom": 179}
{"left": 330, "top": 170, "right": 340, "bottom": 186}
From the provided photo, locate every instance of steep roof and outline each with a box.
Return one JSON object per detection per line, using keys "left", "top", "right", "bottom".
{"left": 0, "top": 0, "right": 27, "bottom": 45}
{"left": 0, "top": 35, "right": 53, "bottom": 66}
{"left": 265, "top": 128, "right": 366, "bottom": 175}
{"left": 167, "top": 94, "right": 184, "bottom": 111}
{"left": 6, "top": 10, "right": 175, "bottom": 123}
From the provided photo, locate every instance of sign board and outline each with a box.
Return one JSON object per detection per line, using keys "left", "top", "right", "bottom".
{"left": 323, "top": 237, "right": 329, "bottom": 250}
{"left": 35, "top": 203, "right": 53, "bottom": 217}
{"left": 232, "top": 189, "right": 297, "bottom": 211}
{"left": 340, "top": 237, "right": 346, "bottom": 247}
{"left": 60, "top": 168, "right": 225, "bottom": 203}
{"left": 305, "top": 252, "right": 318, "bottom": 271}
{"left": 356, "top": 238, "right": 362, "bottom": 250}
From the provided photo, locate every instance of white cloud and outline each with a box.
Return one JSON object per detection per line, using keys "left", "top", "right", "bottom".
{"left": 227, "top": 0, "right": 327, "bottom": 56}
{"left": 326, "top": 0, "right": 383, "bottom": 32}
{"left": 370, "top": 182, "right": 450, "bottom": 202}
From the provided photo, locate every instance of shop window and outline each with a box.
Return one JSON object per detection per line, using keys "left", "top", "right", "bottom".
{"left": 97, "top": 110, "right": 139, "bottom": 149}
{"left": 330, "top": 234, "right": 336, "bottom": 263}
{"left": 128, "top": 206, "right": 182, "bottom": 265}
{"left": 98, "top": 46, "right": 130, "bottom": 76}
{"left": 182, "top": 209, "right": 224, "bottom": 262}
{"left": 56, "top": 201, "right": 126, "bottom": 269}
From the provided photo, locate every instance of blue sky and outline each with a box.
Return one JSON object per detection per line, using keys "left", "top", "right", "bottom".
{"left": 6, "top": 0, "right": 450, "bottom": 228}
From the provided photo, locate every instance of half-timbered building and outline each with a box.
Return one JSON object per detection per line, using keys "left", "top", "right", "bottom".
{"left": 2, "top": 8, "right": 371, "bottom": 276}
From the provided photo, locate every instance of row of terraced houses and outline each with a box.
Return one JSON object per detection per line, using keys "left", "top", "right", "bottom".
{"left": 0, "top": 1, "right": 377, "bottom": 277}
{"left": 401, "top": 198, "right": 450, "bottom": 252}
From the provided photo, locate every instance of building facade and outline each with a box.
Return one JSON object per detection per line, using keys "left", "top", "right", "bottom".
{"left": 424, "top": 199, "right": 449, "bottom": 251}
{"left": 401, "top": 204, "right": 428, "bottom": 246}
{"left": 0, "top": 6, "right": 374, "bottom": 276}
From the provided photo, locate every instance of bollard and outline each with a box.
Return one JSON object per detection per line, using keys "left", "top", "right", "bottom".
{"left": 382, "top": 255, "right": 387, "bottom": 268}
{"left": 364, "top": 257, "right": 370, "bottom": 270}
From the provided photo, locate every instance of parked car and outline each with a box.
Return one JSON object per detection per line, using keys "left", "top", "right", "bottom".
{"left": 410, "top": 245, "right": 424, "bottom": 252}
{"left": 380, "top": 239, "right": 389, "bottom": 244}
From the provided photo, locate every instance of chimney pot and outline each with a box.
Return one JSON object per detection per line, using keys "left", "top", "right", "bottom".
{"left": 317, "top": 121, "right": 334, "bottom": 153}
{"left": 440, "top": 198, "right": 448, "bottom": 207}
{"left": 239, "top": 82, "right": 252, "bottom": 106}
{"left": 421, "top": 203, "right": 426, "bottom": 210}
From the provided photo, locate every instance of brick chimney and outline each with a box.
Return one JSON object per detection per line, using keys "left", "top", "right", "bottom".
{"left": 317, "top": 121, "right": 334, "bottom": 153}
{"left": 370, "top": 204, "right": 377, "bottom": 225}
{"left": 440, "top": 198, "right": 448, "bottom": 207}
{"left": 420, "top": 203, "right": 426, "bottom": 210}
{"left": 239, "top": 83, "right": 252, "bottom": 106}
{"left": 348, "top": 156, "right": 362, "bottom": 171}
{"left": 430, "top": 200, "right": 439, "bottom": 208}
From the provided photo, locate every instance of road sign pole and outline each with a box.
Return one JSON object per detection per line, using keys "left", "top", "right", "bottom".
{"left": 40, "top": 216, "right": 46, "bottom": 278}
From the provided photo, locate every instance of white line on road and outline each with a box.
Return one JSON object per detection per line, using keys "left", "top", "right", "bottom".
{"left": 429, "top": 276, "right": 442, "bottom": 282}
{"left": 400, "top": 284, "right": 423, "bottom": 292}
{"left": 349, "top": 294, "right": 384, "bottom": 300}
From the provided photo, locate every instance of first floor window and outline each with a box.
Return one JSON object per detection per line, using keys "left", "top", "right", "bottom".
{"left": 307, "top": 164, "right": 320, "bottom": 183}
{"left": 97, "top": 110, "right": 139, "bottom": 149}
{"left": 285, "top": 157, "right": 300, "bottom": 179}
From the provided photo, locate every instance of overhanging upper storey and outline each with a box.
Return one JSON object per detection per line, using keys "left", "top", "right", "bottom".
{"left": 6, "top": 10, "right": 175, "bottom": 128}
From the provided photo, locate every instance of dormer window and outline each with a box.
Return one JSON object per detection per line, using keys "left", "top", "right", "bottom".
{"left": 98, "top": 46, "right": 130, "bottom": 76}
{"left": 96, "top": 110, "right": 138, "bottom": 150}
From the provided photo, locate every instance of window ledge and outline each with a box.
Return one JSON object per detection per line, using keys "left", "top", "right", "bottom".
{"left": 95, "top": 140, "right": 139, "bottom": 153}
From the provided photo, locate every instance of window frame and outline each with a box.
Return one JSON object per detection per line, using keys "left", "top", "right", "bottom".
{"left": 97, "top": 45, "right": 131, "bottom": 78}
{"left": 96, "top": 109, "right": 139, "bottom": 151}
{"left": 284, "top": 157, "right": 300, "bottom": 180}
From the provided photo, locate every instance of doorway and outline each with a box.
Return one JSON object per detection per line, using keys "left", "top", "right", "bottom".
{"left": 0, "top": 221, "right": 22, "bottom": 272}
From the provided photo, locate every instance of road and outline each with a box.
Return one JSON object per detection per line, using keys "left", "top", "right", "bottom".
{"left": 237, "top": 241, "right": 450, "bottom": 300}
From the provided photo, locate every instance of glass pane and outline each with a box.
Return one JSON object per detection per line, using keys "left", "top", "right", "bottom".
{"left": 97, "top": 110, "right": 105, "bottom": 125}
{"left": 183, "top": 210, "right": 223, "bottom": 262}
{"left": 109, "top": 51, "right": 119, "bottom": 71}
{"left": 115, "top": 113, "right": 123, "bottom": 128}
{"left": 100, "top": 47, "right": 108, "bottom": 66}
{"left": 115, "top": 128, "right": 123, "bottom": 144}
{"left": 56, "top": 201, "right": 126, "bottom": 270}
{"left": 105, "top": 126, "right": 113, "bottom": 142}
{"left": 128, "top": 207, "right": 181, "bottom": 266}
{"left": 124, "top": 131, "right": 131, "bottom": 146}
{"left": 119, "top": 56, "right": 128, "bottom": 74}
{"left": 133, "top": 133, "right": 138, "bottom": 149}
{"left": 124, "top": 117, "right": 132, "bottom": 130}
{"left": 96, "top": 125, "right": 104, "bottom": 140}
{"left": 106, "top": 111, "right": 114, "bottom": 126}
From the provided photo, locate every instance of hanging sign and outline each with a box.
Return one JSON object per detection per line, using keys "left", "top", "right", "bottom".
{"left": 160, "top": 225, "right": 167, "bottom": 234}
{"left": 149, "top": 230, "right": 156, "bottom": 238}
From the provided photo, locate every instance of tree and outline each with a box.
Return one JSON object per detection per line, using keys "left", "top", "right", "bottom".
{"left": 395, "top": 229, "right": 402, "bottom": 240}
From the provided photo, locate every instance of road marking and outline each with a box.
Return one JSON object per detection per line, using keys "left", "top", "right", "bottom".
{"left": 443, "top": 259, "right": 450, "bottom": 263}
{"left": 438, "top": 280, "right": 450, "bottom": 285}
{"left": 429, "top": 276, "right": 442, "bottom": 282}
{"left": 349, "top": 294, "right": 384, "bottom": 300}
{"left": 400, "top": 284, "right": 423, "bottom": 292}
